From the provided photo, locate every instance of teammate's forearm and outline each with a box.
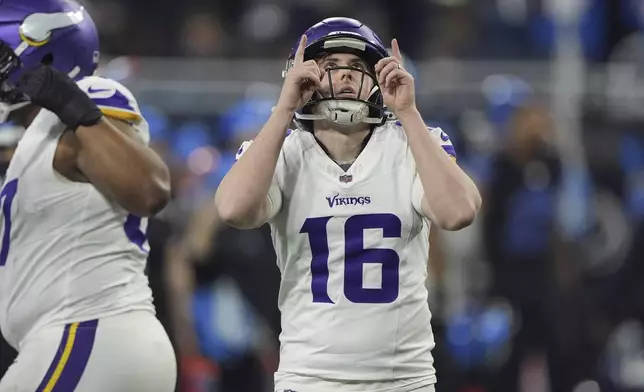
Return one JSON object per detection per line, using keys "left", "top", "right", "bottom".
{"left": 397, "top": 108, "right": 481, "bottom": 230}
{"left": 215, "top": 107, "right": 292, "bottom": 226}
{"left": 76, "top": 118, "right": 171, "bottom": 217}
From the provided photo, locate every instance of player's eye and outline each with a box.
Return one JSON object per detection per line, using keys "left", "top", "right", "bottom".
{"left": 325, "top": 62, "right": 337, "bottom": 69}
{"left": 351, "top": 62, "right": 366, "bottom": 71}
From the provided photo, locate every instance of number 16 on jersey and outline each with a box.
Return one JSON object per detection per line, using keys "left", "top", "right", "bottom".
{"left": 300, "top": 213, "right": 402, "bottom": 304}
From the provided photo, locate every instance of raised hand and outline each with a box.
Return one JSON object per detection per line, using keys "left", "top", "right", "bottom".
{"left": 276, "top": 35, "right": 323, "bottom": 113}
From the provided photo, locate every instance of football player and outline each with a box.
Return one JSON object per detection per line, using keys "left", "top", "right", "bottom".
{"left": 0, "top": 0, "right": 176, "bottom": 390}
{"left": 215, "top": 17, "right": 481, "bottom": 392}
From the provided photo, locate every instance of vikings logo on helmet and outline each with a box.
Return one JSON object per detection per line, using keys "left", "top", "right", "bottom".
{"left": 283, "top": 17, "right": 392, "bottom": 132}
{"left": 0, "top": 0, "right": 99, "bottom": 122}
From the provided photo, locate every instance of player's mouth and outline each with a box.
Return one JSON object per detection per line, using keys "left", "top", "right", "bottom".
{"left": 335, "top": 86, "right": 357, "bottom": 98}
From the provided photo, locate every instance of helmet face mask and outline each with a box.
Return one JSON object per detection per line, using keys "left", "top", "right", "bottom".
{"left": 302, "top": 63, "right": 383, "bottom": 127}
{"left": 0, "top": 40, "right": 29, "bottom": 123}
{"left": 283, "top": 18, "right": 393, "bottom": 131}
{"left": 0, "top": 41, "right": 22, "bottom": 84}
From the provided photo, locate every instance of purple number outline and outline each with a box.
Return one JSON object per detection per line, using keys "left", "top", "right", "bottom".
{"left": 0, "top": 179, "right": 18, "bottom": 267}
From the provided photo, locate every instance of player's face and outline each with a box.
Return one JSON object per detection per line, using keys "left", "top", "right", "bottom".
{"left": 316, "top": 53, "right": 374, "bottom": 101}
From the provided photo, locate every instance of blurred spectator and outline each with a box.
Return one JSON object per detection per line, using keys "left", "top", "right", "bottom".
{"left": 180, "top": 12, "right": 225, "bottom": 57}
{"left": 481, "top": 104, "right": 570, "bottom": 391}
{"left": 165, "top": 201, "right": 280, "bottom": 392}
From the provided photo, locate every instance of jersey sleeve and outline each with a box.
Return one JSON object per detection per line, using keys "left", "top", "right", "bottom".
{"left": 76, "top": 76, "right": 150, "bottom": 145}
{"left": 235, "top": 140, "right": 283, "bottom": 221}
{"left": 430, "top": 127, "right": 457, "bottom": 161}
{"left": 411, "top": 127, "right": 457, "bottom": 215}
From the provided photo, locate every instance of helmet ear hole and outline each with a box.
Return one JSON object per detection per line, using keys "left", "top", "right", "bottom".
{"left": 41, "top": 53, "right": 53, "bottom": 66}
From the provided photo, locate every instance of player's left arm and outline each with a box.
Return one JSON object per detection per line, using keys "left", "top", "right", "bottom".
{"left": 376, "top": 39, "right": 481, "bottom": 231}
{"left": 404, "top": 116, "right": 481, "bottom": 230}
{"left": 12, "top": 65, "right": 171, "bottom": 217}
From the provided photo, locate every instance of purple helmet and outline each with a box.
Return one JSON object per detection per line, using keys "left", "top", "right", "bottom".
{"left": 0, "top": 0, "right": 99, "bottom": 121}
{"left": 283, "top": 17, "right": 392, "bottom": 131}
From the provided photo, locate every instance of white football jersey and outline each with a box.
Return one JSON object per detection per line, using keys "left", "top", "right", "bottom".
{"left": 0, "top": 76, "right": 154, "bottom": 349}
{"left": 236, "top": 122, "right": 456, "bottom": 383}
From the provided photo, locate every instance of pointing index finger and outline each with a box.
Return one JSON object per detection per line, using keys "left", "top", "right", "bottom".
{"left": 294, "top": 35, "right": 307, "bottom": 65}
{"left": 391, "top": 38, "right": 403, "bottom": 63}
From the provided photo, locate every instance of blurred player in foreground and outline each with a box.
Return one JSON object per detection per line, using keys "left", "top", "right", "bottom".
{"left": 216, "top": 17, "right": 481, "bottom": 392}
{"left": 0, "top": 0, "right": 176, "bottom": 390}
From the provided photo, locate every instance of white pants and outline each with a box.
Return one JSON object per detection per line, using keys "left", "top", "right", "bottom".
{"left": 274, "top": 372, "right": 436, "bottom": 392}
{"left": 0, "top": 310, "right": 176, "bottom": 392}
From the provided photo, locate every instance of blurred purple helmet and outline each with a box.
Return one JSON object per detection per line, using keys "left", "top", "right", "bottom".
{"left": 0, "top": 0, "right": 99, "bottom": 121}
{"left": 283, "top": 17, "right": 393, "bottom": 131}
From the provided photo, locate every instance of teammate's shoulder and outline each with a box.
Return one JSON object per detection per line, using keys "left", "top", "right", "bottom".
{"left": 235, "top": 129, "right": 298, "bottom": 161}
{"left": 76, "top": 76, "right": 143, "bottom": 124}
{"left": 77, "top": 75, "right": 131, "bottom": 92}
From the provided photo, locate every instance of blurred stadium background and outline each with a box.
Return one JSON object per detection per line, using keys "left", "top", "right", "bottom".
{"left": 5, "top": 0, "right": 644, "bottom": 391}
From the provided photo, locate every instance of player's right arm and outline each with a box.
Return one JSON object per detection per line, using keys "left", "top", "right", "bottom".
{"left": 11, "top": 65, "right": 171, "bottom": 217}
{"left": 214, "top": 110, "right": 291, "bottom": 229}
{"left": 215, "top": 35, "right": 321, "bottom": 229}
